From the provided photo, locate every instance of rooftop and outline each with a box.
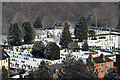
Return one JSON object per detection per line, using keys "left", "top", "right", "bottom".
{"left": 0, "top": 49, "right": 9, "bottom": 60}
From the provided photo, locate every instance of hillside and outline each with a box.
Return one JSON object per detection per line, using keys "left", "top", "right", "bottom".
{"left": 2, "top": 2, "right": 119, "bottom": 35}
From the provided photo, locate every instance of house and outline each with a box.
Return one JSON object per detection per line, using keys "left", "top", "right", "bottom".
{"left": 87, "top": 54, "right": 114, "bottom": 78}
{"left": 0, "top": 49, "right": 10, "bottom": 70}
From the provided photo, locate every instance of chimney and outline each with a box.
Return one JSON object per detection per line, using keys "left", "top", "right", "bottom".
{"left": 116, "top": 54, "right": 120, "bottom": 76}
{"left": 100, "top": 54, "right": 105, "bottom": 60}
{"left": 89, "top": 55, "right": 93, "bottom": 61}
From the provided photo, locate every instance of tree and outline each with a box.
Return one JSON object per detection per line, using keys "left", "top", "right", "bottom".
{"left": 82, "top": 40, "right": 89, "bottom": 51}
{"left": 31, "top": 41, "right": 45, "bottom": 58}
{"left": 88, "top": 30, "right": 96, "bottom": 40}
{"left": 8, "top": 23, "right": 23, "bottom": 46}
{"left": 104, "top": 68, "right": 119, "bottom": 80}
{"left": 74, "top": 17, "right": 88, "bottom": 42}
{"left": 67, "top": 42, "right": 79, "bottom": 52}
{"left": 22, "top": 21, "right": 35, "bottom": 43}
{"left": 63, "top": 54, "right": 98, "bottom": 79}
{"left": 33, "top": 16, "right": 42, "bottom": 28}
{"left": 30, "top": 60, "right": 52, "bottom": 79}
{"left": 44, "top": 42, "right": 60, "bottom": 60}
{"left": 1, "top": 66, "right": 9, "bottom": 80}
{"left": 59, "top": 22, "right": 72, "bottom": 48}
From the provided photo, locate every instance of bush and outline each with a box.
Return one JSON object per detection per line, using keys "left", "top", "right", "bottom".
{"left": 84, "top": 52, "right": 98, "bottom": 55}
{"left": 106, "top": 54, "right": 116, "bottom": 57}
{"left": 60, "top": 47, "right": 63, "bottom": 50}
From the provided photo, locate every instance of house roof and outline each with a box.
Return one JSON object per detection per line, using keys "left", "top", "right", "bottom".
{"left": 0, "top": 49, "right": 10, "bottom": 60}
{"left": 86, "top": 54, "right": 113, "bottom": 64}
{"left": 93, "top": 56, "right": 113, "bottom": 63}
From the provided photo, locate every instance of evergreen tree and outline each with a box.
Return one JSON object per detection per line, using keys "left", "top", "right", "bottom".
{"left": 44, "top": 42, "right": 60, "bottom": 60}
{"left": 74, "top": 17, "right": 88, "bottom": 42}
{"left": 31, "top": 41, "right": 45, "bottom": 58}
{"left": 8, "top": 23, "right": 23, "bottom": 46}
{"left": 33, "top": 60, "right": 52, "bottom": 78}
{"left": 22, "top": 21, "right": 35, "bottom": 43}
{"left": 33, "top": 16, "right": 42, "bottom": 28}
{"left": 82, "top": 40, "right": 89, "bottom": 51}
{"left": 59, "top": 22, "right": 72, "bottom": 48}
{"left": 1, "top": 66, "right": 9, "bottom": 80}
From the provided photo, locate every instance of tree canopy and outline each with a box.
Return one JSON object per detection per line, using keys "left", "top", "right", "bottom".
{"left": 82, "top": 40, "right": 89, "bottom": 51}
{"left": 44, "top": 42, "right": 60, "bottom": 60}
{"left": 74, "top": 17, "right": 88, "bottom": 42}
{"left": 33, "top": 16, "right": 42, "bottom": 28}
{"left": 59, "top": 22, "right": 72, "bottom": 48}
{"left": 22, "top": 21, "right": 35, "bottom": 43}
{"left": 31, "top": 41, "right": 45, "bottom": 58}
{"left": 8, "top": 22, "right": 23, "bottom": 46}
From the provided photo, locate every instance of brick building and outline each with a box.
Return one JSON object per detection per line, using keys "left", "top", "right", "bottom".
{"left": 87, "top": 54, "right": 114, "bottom": 78}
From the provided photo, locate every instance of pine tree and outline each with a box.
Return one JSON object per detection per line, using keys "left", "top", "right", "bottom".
{"left": 74, "top": 17, "right": 88, "bottom": 42}
{"left": 59, "top": 22, "right": 72, "bottom": 48}
{"left": 22, "top": 22, "right": 35, "bottom": 43}
{"left": 44, "top": 42, "right": 60, "bottom": 60}
{"left": 82, "top": 40, "right": 89, "bottom": 51}
{"left": 8, "top": 22, "right": 23, "bottom": 46}
{"left": 34, "top": 60, "right": 52, "bottom": 78}
{"left": 31, "top": 41, "right": 45, "bottom": 58}
{"left": 33, "top": 16, "right": 42, "bottom": 28}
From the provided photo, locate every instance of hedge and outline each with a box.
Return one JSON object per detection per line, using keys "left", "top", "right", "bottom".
{"left": 106, "top": 54, "right": 116, "bottom": 57}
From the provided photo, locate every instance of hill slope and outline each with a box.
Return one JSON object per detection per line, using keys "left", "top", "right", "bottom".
{"left": 2, "top": 2, "right": 119, "bottom": 35}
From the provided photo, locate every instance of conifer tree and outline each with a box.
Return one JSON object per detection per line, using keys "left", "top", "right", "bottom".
{"left": 8, "top": 22, "right": 23, "bottom": 46}
{"left": 31, "top": 41, "right": 45, "bottom": 58}
{"left": 22, "top": 22, "right": 35, "bottom": 43}
{"left": 44, "top": 42, "right": 60, "bottom": 60}
{"left": 59, "top": 22, "right": 72, "bottom": 48}
{"left": 82, "top": 40, "right": 89, "bottom": 51}
{"left": 74, "top": 17, "right": 88, "bottom": 42}
{"left": 33, "top": 16, "right": 42, "bottom": 28}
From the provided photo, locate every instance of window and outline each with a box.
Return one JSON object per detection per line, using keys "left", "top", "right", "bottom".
{"left": 97, "top": 64, "right": 100, "bottom": 68}
{"left": 101, "top": 70, "right": 104, "bottom": 74}
{"left": 107, "top": 63, "right": 110, "bottom": 66}
{"left": 98, "top": 71, "right": 100, "bottom": 74}
{"left": 101, "top": 64, "right": 104, "bottom": 67}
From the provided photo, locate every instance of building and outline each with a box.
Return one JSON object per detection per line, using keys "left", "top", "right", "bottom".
{"left": 87, "top": 54, "right": 114, "bottom": 78}
{"left": 0, "top": 49, "right": 10, "bottom": 70}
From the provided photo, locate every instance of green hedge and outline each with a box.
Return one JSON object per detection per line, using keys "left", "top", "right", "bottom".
{"left": 84, "top": 52, "right": 98, "bottom": 55}
{"left": 106, "top": 54, "right": 116, "bottom": 57}
{"left": 88, "top": 34, "right": 109, "bottom": 37}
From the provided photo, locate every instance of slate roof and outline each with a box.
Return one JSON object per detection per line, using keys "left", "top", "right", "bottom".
{"left": 0, "top": 49, "right": 9, "bottom": 60}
